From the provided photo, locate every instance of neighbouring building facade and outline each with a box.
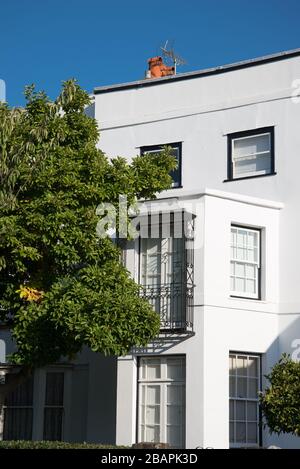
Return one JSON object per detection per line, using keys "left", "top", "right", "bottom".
{"left": 2, "top": 48, "right": 300, "bottom": 448}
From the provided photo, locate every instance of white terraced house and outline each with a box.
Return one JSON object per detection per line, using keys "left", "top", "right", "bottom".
{"left": 2, "top": 48, "right": 300, "bottom": 448}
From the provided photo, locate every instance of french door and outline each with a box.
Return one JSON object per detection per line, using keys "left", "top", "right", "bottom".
{"left": 138, "top": 356, "right": 185, "bottom": 448}
{"left": 140, "top": 234, "right": 185, "bottom": 328}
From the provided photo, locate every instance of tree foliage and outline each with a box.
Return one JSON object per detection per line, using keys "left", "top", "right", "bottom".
{"left": 260, "top": 354, "right": 300, "bottom": 436}
{"left": 0, "top": 80, "right": 177, "bottom": 372}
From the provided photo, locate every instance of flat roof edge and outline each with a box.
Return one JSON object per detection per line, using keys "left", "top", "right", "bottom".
{"left": 94, "top": 47, "right": 300, "bottom": 95}
{"left": 145, "top": 188, "right": 284, "bottom": 210}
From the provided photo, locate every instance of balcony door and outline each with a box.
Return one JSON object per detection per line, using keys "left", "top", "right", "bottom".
{"left": 140, "top": 231, "right": 185, "bottom": 329}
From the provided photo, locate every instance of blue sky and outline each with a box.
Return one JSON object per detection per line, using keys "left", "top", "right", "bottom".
{"left": 1, "top": 0, "right": 300, "bottom": 106}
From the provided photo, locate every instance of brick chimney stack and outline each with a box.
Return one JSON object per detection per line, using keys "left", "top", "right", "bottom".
{"left": 146, "top": 56, "right": 175, "bottom": 79}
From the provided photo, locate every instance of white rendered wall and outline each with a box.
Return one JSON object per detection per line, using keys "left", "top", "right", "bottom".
{"left": 115, "top": 191, "right": 287, "bottom": 448}
{"left": 95, "top": 56, "right": 300, "bottom": 448}
{"left": 201, "top": 193, "right": 280, "bottom": 448}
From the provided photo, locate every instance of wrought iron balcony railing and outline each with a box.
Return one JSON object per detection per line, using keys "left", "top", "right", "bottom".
{"left": 140, "top": 282, "right": 194, "bottom": 332}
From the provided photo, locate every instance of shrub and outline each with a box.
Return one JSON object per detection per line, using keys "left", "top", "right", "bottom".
{"left": 260, "top": 354, "right": 300, "bottom": 436}
{"left": 0, "top": 440, "right": 128, "bottom": 449}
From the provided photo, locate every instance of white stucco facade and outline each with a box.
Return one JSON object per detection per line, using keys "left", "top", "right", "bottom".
{"left": 92, "top": 49, "right": 300, "bottom": 449}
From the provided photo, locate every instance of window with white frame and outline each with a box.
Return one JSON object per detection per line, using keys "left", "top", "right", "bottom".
{"left": 138, "top": 356, "right": 185, "bottom": 448}
{"left": 229, "top": 353, "right": 261, "bottom": 447}
{"left": 228, "top": 127, "right": 274, "bottom": 180}
{"left": 230, "top": 226, "right": 261, "bottom": 299}
{"left": 141, "top": 143, "right": 182, "bottom": 188}
{"left": 2, "top": 375, "right": 34, "bottom": 440}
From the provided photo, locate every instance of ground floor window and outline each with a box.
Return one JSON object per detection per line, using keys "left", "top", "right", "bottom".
{"left": 3, "top": 375, "right": 34, "bottom": 440}
{"left": 138, "top": 356, "right": 185, "bottom": 448}
{"left": 1, "top": 368, "right": 67, "bottom": 441}
{"left": 43, "top": 371, "right": 65, "bottom": 441}
{"left": 229, "top": 353, "right": 261, "bottom": 447}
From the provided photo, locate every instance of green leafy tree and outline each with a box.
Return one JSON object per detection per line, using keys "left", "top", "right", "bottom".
{"left": 0, "top": 80, "right": 176, "bottom": 405}
{"left": 260, "top": 354, "right": 300, "bottom": 436}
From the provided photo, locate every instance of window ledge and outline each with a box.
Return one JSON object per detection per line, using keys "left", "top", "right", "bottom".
{"left": 223, "top": 172, "right": 277, "bottom": 183}
{"left": 229, "top": 296, "right": 267, "bottom": 304}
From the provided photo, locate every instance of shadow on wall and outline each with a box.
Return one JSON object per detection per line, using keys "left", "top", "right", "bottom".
{"left": 132, "top": 333, "right": 194, "bottom": 355}
{"left": 262, "top": 313, "right": 300, "bottom": 449}
{"left": 85, "top": 101, "right": 95, "bottom": 118}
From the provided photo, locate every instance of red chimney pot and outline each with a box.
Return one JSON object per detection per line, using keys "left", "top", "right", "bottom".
{"left": 147, "top": 56, "right": 175, "bottom": 78}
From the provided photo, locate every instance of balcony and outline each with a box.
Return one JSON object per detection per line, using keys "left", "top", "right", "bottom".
{"left": 140, "top": 282, "right": 194, "bottom": 333}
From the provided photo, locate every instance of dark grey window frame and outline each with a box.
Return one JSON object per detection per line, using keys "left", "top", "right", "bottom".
{"left": 225, "top": 127, "right": 275, "bottom": 182}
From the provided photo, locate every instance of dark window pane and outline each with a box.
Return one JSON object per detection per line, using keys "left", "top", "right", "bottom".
{"left": 229, "top": 400, "right": 234, "bottom": 420}
{"left": 247, "top": 401, "right": 257, "bottom": 421}
{"left": 248, "top": 378, "right": 259, "bottom": 399}
{"left": 229, "top": 422, "right": 234, "bottom": 442}
{"left": 247, "top": 422, "right": 258, "bottom": 444}
{"left": 229, "top": 376, "right": 236, "bottom": 397}
{"left": 236, "top": 422, "right": 246, "bottom": 443}
{"left": 237, "top": 377, "right": 247, "bottom": 398}
{"left": 3, "top": 408, "right": 33, "bottom": 440}
{"left": 169, "top": 147, "right": 180, "bottom": 187}
{"left": 236, "top": 401, "right": 246, "bottom": 420}
{"left": 45, "top": 372, "right": 64, "bottom": 406}
{"left": 5, "top": 376, "right": 34, "bottom": 406}
{"left": 43, "top": 408, "right": 63, "bottom": 441}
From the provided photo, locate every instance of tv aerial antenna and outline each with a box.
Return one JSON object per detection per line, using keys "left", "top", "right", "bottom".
{"left": 160, "top": 40, "right": 186, "bottom": 74}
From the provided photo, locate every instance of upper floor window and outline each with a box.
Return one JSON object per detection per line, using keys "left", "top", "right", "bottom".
{"left": 140, "top": 226, "right": 185, "bottom": 330}
{"left": 141, "top": 142, "right": 182, "bottom": 188}
{"left": 227, "top": 127, "right": 274, "bottom": 181}
{"left": 230, "top": 226, "right": 261, "bottom": 299}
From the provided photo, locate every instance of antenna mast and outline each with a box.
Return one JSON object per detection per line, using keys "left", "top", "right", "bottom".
{"left": 160, "top": 40, "right": 186, "bottom": 74}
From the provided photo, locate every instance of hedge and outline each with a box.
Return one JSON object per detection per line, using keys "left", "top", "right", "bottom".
{"left": 0, "top": 440, "right": 128, "bottom": 449}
